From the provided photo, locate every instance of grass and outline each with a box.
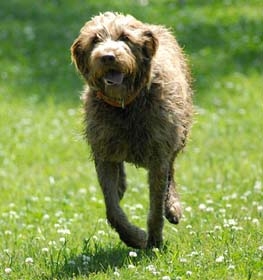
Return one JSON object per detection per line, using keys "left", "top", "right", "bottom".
{"left": 0, "top": 0, "right": 262, "bottom": 279}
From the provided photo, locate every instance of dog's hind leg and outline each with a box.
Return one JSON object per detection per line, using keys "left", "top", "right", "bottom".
{"left": 164, "top": 160, "right": 182, "bottom": 225}
{"left": 95, "top": 159, "right": 147, "bottom": 249}
{"left": 117, "top": 162, "right": 127, "bottom": 201}
{"left": 147, "top": 163, "right": 169, "bottom": 248}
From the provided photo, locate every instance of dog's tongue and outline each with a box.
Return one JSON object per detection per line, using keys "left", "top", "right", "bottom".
{"left": 104, "top": 70, "right": 124, "bottom": 85}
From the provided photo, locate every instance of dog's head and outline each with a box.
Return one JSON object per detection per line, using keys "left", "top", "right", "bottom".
{"left": 71, "top": 12, "right": 158, "bottom": 106}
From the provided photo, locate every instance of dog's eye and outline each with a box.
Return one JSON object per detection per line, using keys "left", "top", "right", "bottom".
{"left": 91, "top": 35, "right": 100, "bottom": 44}
{"left": 119, "top": 33, "right": 130, "bottom": 42}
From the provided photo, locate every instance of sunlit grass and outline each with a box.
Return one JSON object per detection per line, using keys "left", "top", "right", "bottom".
{"left": 0, "top": 0, "right": 262, "bottom": 279}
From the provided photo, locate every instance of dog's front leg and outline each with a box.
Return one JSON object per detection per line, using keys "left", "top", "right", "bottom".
{"left": 147, "top": 163, "right": 169, "bottom": 248}
{"left": 95, "top": 159, "right": 147, "bottom": 249}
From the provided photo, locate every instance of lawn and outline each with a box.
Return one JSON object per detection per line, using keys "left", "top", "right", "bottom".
{"left": 0, "top": 0, "right": 262, "bottom": 279}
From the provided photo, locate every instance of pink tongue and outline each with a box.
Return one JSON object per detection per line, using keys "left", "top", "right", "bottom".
{"left": 104, "top": 70, "right": 124, "bottom": 85}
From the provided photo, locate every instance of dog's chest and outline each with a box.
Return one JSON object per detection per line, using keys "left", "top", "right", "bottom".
{"left": 113, "top": 112, "right": 152, "bottom": 165}
{"left": 86, "top": 105, "right": 156, "bottom": 165}
{"left": 86, "top": 96, "right": 179, "bottom": 166}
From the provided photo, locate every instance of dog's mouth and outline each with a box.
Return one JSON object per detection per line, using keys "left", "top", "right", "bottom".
{"left": 103, "top": 70, "right": 124, "bottom": 86}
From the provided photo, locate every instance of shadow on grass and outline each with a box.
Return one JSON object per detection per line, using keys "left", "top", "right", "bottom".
{"left": 51, "top": 238, "right": 159, "bottom": 279}
{"left": 60, "top": 246, "right": 129, "bottom": 278}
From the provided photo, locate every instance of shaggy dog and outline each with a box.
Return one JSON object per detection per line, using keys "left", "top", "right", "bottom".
{"left": 71, "top": 12, "right": 193, "bottom": 249}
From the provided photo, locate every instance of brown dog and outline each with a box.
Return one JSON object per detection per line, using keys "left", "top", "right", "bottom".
{"left": 71, "top": 12, "right": 193, "bottom": 249}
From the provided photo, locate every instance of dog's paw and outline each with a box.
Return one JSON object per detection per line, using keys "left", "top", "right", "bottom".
{"left": 165, "top": 200, "right": 182, "bottom": 224}
{"left": 119, "top": 228, "right": 147, "bottom": 249}
{"left": 146, "top": 235, "right": 163, "bottom": 249}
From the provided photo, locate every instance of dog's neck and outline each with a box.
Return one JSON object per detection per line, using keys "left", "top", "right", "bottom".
{"left": 96, "top": 90, "right": 142, "bottom": 109}
{"left": 95, "top": 76, "right": 153, "bottom": 108}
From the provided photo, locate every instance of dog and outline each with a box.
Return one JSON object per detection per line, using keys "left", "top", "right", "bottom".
{"left": 71, "top": 12, "right": 193, "bottom": 249}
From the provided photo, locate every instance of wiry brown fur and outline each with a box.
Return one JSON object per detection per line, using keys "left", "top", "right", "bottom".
{"left": 71, "top": 12, "right": 193, "bottom": 249}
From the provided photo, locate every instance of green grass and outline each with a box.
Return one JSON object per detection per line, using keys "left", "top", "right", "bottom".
{"left": 0, "top": 0, "right": 262, "bottom": 279}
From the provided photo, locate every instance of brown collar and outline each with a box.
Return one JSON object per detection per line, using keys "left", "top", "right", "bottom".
{"left": 96, "top": 90, "right": 140, "bottom": 108}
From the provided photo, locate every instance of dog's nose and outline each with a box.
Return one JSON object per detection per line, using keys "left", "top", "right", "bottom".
{"left": 101, "top": 54, "right": 116, "bottom": 64}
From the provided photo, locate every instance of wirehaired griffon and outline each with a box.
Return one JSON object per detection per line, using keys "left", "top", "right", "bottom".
{"left": 71, "top": 12, "right": 193, "bottom": 249}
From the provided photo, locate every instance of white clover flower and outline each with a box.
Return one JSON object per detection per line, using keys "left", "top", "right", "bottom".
{"left": 252, "top": 218, "right": 259, "bottom": 226}
{"left": 185, "top": 206, "right": 192, "bottom": 212}
{"left": 57, "top": 228, "right": 71, "bottom": 235}
{"left": 43, "top": 214, "right": 50, "bottom": 220}
{"left": 206, "top": 207, "right": 214, "bottom": 212}
{"left": 55, "top": 210, "right": 64, "bottom": 217}
{"left": 114, "top": 268, "right": 120, "bottom": 277}
{"left": 59, "top": 237, "right": 66, "bottom": 243}
{"left": 232, "top": 226, "right": 243, "bottom": 231}
{"left": 68, "top": 260, "right": 75, "bottom": 266}
{"left": 25, "top": 257, "right": 34, "bottom": 264}
{"left": 92, "top": 235, "right": 98, "bottom": 241}
{"left": 27, "top": 224, "right": 34, "bottom": 230}
{"left": 179, "top": 257, "right": 187, "bottom": 263}
{"left": 162, "top": 276, "right": 171, "bottom": 280}
{"left": 128, "top": 264, "right": 136, "bottom": 269}
{"left": 146, "top": 264, "right": 156, "bottom": 272}
{"left": 44, "top": 196, "right": 51, "bottom": 202}
{"left": 189, "top": 251, "right": 198, "bottom": 257}
{"left": 82, "top": 255, "right": 91, "bottom": 262}
{"left": 41, "top": 247, "right": 49, "bottom": 253}
{"left": 48, "top": 240, "right": 57, "bottom": 247}
{"left": 79, "top": 188, "right": 87, "bottom": 194}
{"left": 152, "top": 247, "right": 159, "bottom": 253}
{"left": 254, "top": 180, "right": 262, "bottom": 191}
{"left": 49, "top": 176, "right": 55, "bottom": 185}
{"left": 215, "top": 256, "right": 224, "bottom": 263}
{"left": 131, "top": 215, "right": 140, "bottom": 220}
{"left": 214, "top": 225, "right": 222, "bottom": 231}
{"left": 228, "top": 264, "right": 235, "bottom": 270}
{"left": 129, "top": 251, "right": 137, "bottom": 257}
{"left": 5, "top": 268, "right": 12, "bottom": 274}
{"left": 219, "top": 208, "right": 226, "bottom": 214}
{"left": 186, "top": 271, "right": 192, "bottom": 276}
{"left": 171, "top": 227, "right": 178, "bottom": 233}
{"left": 199, "top": 204, "right": 206, "bottom": 211}
{"left": 134, "top": 203, "right": 143, "bottom": 209}
{"left": 258, "top": 245, "right": 263, "bottom": 251}
{"left": 224, "top": 218, "right": 238, "bottom": 228}
{"left": 9, "top": 211, "right": 19, "bottom": 219}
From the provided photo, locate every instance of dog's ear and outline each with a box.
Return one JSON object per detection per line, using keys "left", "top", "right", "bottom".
{"left": 71, "top": 38, "right": 87, "bottom": 75}
{"left": 142, "top": 30, "right": 158, "bottom": 59}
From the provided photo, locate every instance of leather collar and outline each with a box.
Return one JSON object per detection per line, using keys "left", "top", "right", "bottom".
{"left": 96, "top": 90, "right": 140, "bottom": 108}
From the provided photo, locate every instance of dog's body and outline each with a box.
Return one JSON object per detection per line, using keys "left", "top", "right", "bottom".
{"left": 71, "top": 12, "right": 193, "bottom": 249}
